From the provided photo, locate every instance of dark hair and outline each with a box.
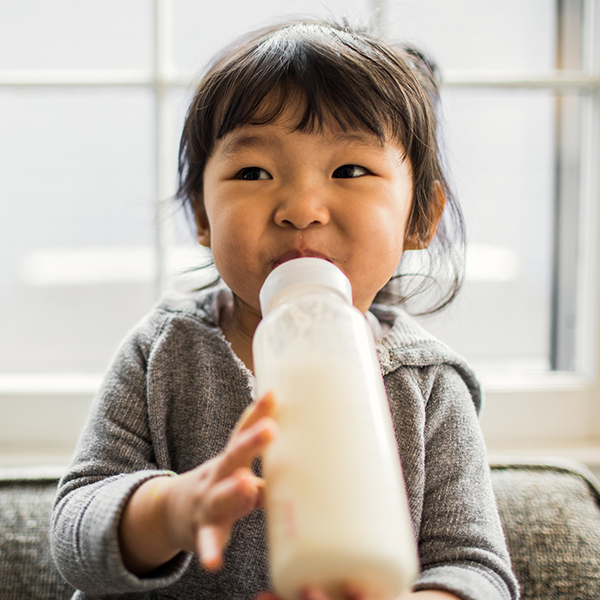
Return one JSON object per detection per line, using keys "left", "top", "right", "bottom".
{"left": 176, "top": 19, "right": 465, "bottom": 313}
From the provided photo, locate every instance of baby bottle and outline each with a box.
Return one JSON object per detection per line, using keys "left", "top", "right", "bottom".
{"left": 253, "top": 257, "right": 418, "bottom": 600}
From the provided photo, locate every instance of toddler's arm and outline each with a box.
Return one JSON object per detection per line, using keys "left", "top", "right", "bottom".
{"left": 119, "top": 391, "right": 277, "bottom": 575}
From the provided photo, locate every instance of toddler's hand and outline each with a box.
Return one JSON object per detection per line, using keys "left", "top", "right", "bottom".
{"left": 256, "top": 585, "right": 378, "bottom": 600}
{"left": 257, "top": 589, "right": 456, "bottom": 600}
{"left": 165, "top": 391, "right": 277, "bottom": 570}
{"left": 120, "top": 391, "right": 277, "bottom": 575}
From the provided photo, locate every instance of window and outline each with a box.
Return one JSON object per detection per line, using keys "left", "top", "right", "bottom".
{"left": 1, "top": 0, "right": 599, "bottom": 463}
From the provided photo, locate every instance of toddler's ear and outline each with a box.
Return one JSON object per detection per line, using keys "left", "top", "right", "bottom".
{"left": 194, "top": 197, "right": 211, "bottom": 248}
{"left": 404, "top": 181, "right": 446, "bottom": 250}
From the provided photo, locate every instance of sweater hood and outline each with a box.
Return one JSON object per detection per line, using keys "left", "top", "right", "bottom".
{"left": 156, "top": 290, "right": 482, "bottom": 415}
{"left": 371, "top": 303, "right": 483, "bottom": 415}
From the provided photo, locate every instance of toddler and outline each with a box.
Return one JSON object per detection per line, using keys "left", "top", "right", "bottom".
{"left": 51, "top": 19, "right": 519, "bottom": 600}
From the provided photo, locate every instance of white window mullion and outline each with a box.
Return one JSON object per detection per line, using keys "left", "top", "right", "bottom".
{"left": 443, "top": 71, "right": 600, "bottom": 89}
{"left": 575, "top": 0, "right": 600, "bottom": 379}
{"left": 0, "top": 70, "right": 152, "bottom": 86}
{"left": 154, "top": 0, "right": 175, "bottom": 296}
{"left": 580, "top": 0, "right": 600, "bottom": 438}
{"left": 369, "top": 0, "right": 389, "bottom": 38}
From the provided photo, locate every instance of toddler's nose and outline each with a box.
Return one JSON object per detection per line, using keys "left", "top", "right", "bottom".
{"left": 273, "top": 188, "right": 330, "bottom": 229}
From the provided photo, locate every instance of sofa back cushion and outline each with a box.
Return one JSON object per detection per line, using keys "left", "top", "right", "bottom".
{"left": 491, "top": 459, "right": 600, "bottom": 600}
{"left": 0, "top": 461, "right": 599, "bottom": 599}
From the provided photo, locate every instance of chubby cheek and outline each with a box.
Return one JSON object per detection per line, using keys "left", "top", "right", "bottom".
{"left": 348, "top": 259, "right": 400, "bottom": 312}
{"left": 345, "top": 209, "right": 409, "bottom": 311}
{"left": 208, "top": 223, "right": 265, "bottom": 309}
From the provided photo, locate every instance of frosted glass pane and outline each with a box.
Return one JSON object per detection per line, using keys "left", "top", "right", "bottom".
{"left": 171, "top": 0, "right": 371, "bottom": 74}
{"left": 162, "top": 88, "right": 220, "bottom": 291}
{"left": 414, "top": 89, "right": 556, "bottom": 370}
{"left": 166, "top": 88, "right": 196, "bottom": 241}
{"left": 388, "top": 0, "right": 556, "bottom": 71}
{"left": 0, "top": 0, "right": 152, "bottom": 70}
{"left": 0, "top": 89, "right": 156, "bottom": 372}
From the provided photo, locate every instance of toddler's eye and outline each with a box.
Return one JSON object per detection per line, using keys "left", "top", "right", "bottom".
{"left": 236, "top": 167, "right": 271, "bottom": 181}
{"left": 332, "top": 164, "right": 369, "bottom": 179}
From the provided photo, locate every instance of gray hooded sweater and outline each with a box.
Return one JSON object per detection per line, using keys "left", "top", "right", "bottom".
{"left": 51, "top": 288, "right": 519, "bottom": 600}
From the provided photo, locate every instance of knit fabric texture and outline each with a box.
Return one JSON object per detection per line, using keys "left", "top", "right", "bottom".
{"left": 49, "top": 288, "right": 518, "bottom": 599}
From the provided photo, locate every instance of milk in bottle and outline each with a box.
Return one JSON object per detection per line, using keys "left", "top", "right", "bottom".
{"left": 253, "top": 257, "right": 418, "bottom": 600}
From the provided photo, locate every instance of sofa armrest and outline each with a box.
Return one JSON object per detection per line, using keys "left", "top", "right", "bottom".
{"left": 0, "top": 466, "right": 74, "bottom": 600}
{"left": 490, "top": 457, "right": 600, "bottom": 600}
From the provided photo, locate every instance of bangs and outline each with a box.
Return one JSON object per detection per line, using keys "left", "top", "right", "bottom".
{"left": 218, "top": 81, "right": 386, "bottom": 141}
{"left": 208, "top": 22, "right": 424, "bottom": 150}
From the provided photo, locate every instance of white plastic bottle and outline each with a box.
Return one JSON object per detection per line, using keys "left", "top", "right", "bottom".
{"left": 253, "top": 257, "right": 418, "bottom": 600}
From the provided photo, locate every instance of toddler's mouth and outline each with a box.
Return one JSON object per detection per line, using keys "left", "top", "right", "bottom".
{"left": 272, "top": 249, "right": 330, "bottom": 269}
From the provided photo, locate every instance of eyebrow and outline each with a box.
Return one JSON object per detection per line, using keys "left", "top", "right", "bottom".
{"left": 216, "top": 132, "right": 278, "bottom": 160}
{"left": 215, "top": 127, "right": 386, "bottom": 160}
{"left": 330, "top": 131, "right": 386, "bottom": 149}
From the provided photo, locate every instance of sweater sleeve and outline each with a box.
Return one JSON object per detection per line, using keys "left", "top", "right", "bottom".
{"left": 412, "top": 365, "right": 519, "bottom": 600}
{"left": 50, "top": 324, "right": 193, "bottom": 595}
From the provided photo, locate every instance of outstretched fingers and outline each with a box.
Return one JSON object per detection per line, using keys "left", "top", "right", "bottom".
{"left": 197, "top": 468, "right": 265, "bottom": 570}
{"left": 230, "top": 391, "right": 277, "bottom": 438}
{"left": 207, "top": 467, "right": 264, "bottom": 521}
{"left": 216, "top": 403, "right": 277, "bottom": 481}
{"left": 301, "top": 586, "right": 377, "bottom": 600}
{"left": 194, "top": 393, "right": 278, "bottom": 571}
{"left": 198, "top": 524, "right": 227, "bottom": 571}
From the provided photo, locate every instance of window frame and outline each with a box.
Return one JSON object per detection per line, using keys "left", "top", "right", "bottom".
{"left": 0, "top": 0, "right": 599, "bottom": 461}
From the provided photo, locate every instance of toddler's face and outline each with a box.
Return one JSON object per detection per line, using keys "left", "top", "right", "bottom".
{"left": 198, "top": 109, "right": 413, "bottom": 317}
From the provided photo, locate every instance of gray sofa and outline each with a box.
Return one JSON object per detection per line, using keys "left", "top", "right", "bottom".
{"left": 1, "top": 459, "right": 599, "bottom": 599}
